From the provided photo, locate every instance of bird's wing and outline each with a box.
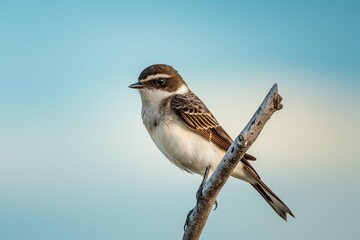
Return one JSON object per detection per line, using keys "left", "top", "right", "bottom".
{"left": 171, "top": 91, "right": 256, "bottom": 161}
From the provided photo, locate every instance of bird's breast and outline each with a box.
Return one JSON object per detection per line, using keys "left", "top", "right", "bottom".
{"left": 143, "top": 110, "right": 225, "bottom": 174}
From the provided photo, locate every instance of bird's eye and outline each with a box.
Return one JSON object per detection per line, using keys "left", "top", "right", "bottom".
{"left": 156, "top": 79, "right": 166, "bottom": 86}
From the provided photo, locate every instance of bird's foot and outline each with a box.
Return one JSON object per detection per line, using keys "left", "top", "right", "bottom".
{"left": 184, "top": 208, "right": 194, "bottom": 231}
{"left": 184, "top": 166, "right": 211, "bottom": 231}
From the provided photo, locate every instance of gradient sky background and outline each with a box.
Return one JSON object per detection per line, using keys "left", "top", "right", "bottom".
{"left": 1, "top": 1, "right": 360, "bottom": 239}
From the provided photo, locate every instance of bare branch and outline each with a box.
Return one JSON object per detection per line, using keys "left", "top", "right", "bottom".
{"left": 183, "top": 83, "right": 283, "bottom": 240}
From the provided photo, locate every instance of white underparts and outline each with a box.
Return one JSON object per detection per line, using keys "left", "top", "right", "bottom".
{"left": 139, "top": 84, "right": 249, "bottom": 180}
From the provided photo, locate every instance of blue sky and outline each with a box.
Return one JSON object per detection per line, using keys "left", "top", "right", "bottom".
{"left": 1, "top": 1, "right": 360, "bottom": 239}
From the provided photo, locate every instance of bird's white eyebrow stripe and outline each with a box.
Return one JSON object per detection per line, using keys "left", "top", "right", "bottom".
{"left": 140, "top": 73, "right": 172, "bottom": 83}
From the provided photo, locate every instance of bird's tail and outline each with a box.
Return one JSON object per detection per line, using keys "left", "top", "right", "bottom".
{"left": 251, "top": 178, "right": 294, "bottom": 221}
{"left": 238, "top": 160, "right": 294, "bottom": 221}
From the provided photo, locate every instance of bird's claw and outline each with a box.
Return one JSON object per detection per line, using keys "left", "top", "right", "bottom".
{"left": 184, "top": 208, "right": 194, "bottom": 231}
{"left": 213, "top": 200, "right": 218, "bottom": 211}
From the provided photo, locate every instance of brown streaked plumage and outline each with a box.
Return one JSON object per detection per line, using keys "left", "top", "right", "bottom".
{"left": 171, "top": 91, "right": 256, "bottom": 161}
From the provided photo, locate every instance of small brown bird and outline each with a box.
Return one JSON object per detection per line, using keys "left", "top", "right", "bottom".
{"left": 129, "top": 64, "right": 294, "bottom": 220}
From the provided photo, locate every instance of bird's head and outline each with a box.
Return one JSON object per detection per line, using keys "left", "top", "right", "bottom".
{"left": 129, "top": 64, "right": 189, "bottom": 104}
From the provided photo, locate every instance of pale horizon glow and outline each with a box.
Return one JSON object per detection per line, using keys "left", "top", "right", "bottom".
{"left": 1, "top": 1, "right": 359, "bottom": 239}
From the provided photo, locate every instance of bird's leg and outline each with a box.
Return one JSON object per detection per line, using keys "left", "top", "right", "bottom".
{"left": 200, "top": 168, "right": 218, "bottom": 211}
{"left": 196, "top": 166, "right": 210, "bottom": 200}
{"left": 184, "top": 166, "right": 211, "bottom": 231}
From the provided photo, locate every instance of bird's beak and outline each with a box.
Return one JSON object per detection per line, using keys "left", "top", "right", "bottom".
{"left": 128, "top": 82, "right": 144, "bottom": 89}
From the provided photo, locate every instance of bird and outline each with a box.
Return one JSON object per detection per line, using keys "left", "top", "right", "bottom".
{"left": 129, "top": 64, "right": 294, "bottom": 221}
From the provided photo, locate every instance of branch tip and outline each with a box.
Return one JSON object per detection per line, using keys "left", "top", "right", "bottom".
{"left": 272, "top": 83, "right": 278, "bottom": 92}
